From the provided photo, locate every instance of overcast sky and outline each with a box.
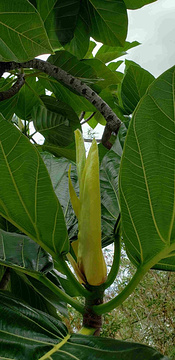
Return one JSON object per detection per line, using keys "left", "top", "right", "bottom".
{"left": 125, "top": 0, "right": 175, "bottom": 77}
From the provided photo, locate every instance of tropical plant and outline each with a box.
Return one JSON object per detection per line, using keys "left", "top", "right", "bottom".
{"left": 0, "top": 0, "right": 174, "bottom": 359}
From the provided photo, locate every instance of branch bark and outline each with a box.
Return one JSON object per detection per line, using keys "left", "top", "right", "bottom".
{"left": 0, "top": 60, "right": 121, "bottom": 147}
{"left": 0, "top": 74, "right": 25, "bottom": 101}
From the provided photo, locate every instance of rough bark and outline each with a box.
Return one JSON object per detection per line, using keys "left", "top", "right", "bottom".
{"left": 0, "top": 60, "right": 121, "bottom": 147}
{"left": 0, "top": 74, "right": 25, "bottom": 101}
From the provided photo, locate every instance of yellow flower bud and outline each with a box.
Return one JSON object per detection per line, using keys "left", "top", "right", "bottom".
{"left": 68, "top": 129, "right": 107, "bottom": 286}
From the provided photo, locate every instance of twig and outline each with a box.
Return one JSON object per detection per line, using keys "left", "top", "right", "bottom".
{"left": 84, "top": 138, "right": 101, "bottom": 143}
{"left": 81, "top": 112, "right": 96, "bottom": 125}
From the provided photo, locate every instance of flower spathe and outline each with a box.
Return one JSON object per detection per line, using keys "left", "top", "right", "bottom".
{"left": 68, "top": 129, "right": 107, "bottom": 286}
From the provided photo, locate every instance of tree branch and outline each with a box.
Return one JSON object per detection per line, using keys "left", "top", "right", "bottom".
{"left": 0, "top": 74, "right": 25, "bottom": 101}
{"left": 0, "top": 60, "right": 121, "bottom": 147}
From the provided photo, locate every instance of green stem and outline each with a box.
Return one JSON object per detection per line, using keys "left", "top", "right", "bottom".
{"left": 104, "top": 235, "right": 121, "bottom": 290}
{"left": 93, "top": 244, "right": 175, "bottom": 315}
{"left": 37, "top": 273, "right": 85, "bottom": 314}
{"left": 93, "top": 266, "right": 146, "bottom": 315}
{"left": 54, "top": 256, "right": 92, "bottom": 299}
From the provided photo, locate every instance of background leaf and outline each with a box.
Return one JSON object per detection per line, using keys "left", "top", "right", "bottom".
{"left": 37, "top": 0, "right": 81, "bottom": 50}
{"left": 0, "top": 292, "right": 169, "bottom": 359}
{"left": 0, "top": 0, "right": 53, "bottom": 62}
{"left": 120, "top": 62, "right": 155, "bottom": 114}
{"left": 87, "top": 0, "right": 128, "bottom": 47}
{"left": 0, "top": 115, "right": 68, "bottom": 257}
{"left": 32, "top": 96, "right": 80, "bottom": 147}
{"left": 15, "top": 77, "right": 45, "bottom": 121}
{"left": 119, "top": 66, "right": 175, "bottom": 271}
{"left": 95, "top": 41, "right": 140, "bottom": 64}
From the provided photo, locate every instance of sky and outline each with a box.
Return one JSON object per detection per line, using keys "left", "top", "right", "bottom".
{"left": 125, "top": 0, "right": 175, "bottom": 77}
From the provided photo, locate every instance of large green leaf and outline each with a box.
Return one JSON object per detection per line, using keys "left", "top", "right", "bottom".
{"left": 95, "top": 41, "right": 140, "bottom": 64}
{"left": 124, "top": 0, "right": 157, "bottom": 9}
{"left": 0, "top": 292, "right": 169, "bottom": 359}
{"left": 37, "top": 0, "right": 81, "bottom": 49}
{"left": 0, "top": 115, "right": 68, "bottom": 257}
{"left": 15, "top": 77, "right": 45, "bottom": 121}
{"left": 32, "top": 96, "right": 80, "bottom": 147}
{"left": 87, "top": 0, "right": 128, "bottom": 47}
{"left": 119, "top": 66, "right": 175, "bottom": 271}
{"left": 120, "top": 62, "right": 155, "bottom": 114}
{"left": 0, "top": 0, "right": 53, "bottom": 62}
{"left": 10, "top": 270, "right": 66, "bottom": 319}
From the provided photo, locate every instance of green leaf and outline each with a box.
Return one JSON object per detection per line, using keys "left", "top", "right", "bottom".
{"left": 0, "top": 78, "right": 18, "bottom": 121}
{"left": 37, "top": 0, "right": 81, "bottom": 50}
{"left": 38, "top": 144, "right": 76, "bottom": 162}
{"left": 42, "top": 154, "right": 78, "bottom": 241}
{"left": 0, "top": 229, "right": 53, "bottom": 273}
{"left": 32, "top": 96, "right": 80, "bottom": 147}
{"left": 120, "top": 62, "right": 155, "bottom": 114}
{"left": 119, "top": 66, "right": 175, "bottom": 271}
{"left": 108, "top": 61, "right": 123, "bottom": 71}
{"left": 87, "top": 0, "right": 128, "bottom": 47}
{"left": 48, "top": 50, "right": 97, "bottom": 79}
{"left": 83, "top": 59, "right": 122, "bottom": 93}
{"left": 10, "top": 270, "right": 67, "bottom": 318}
{"left": 0, "top": 292, "right": 169, "bottom": 359}
{"left": 0, "top": 114, "right": 68, "bottom": 257}
{"left": 95, "top": 41, "right": 140, "bottom": 64}
{"left": 84, "top": 40, "right": 96, "bottom": 59}
{"left": 64, "top": 2, "right": 90, "bottom": 59}
{"left": 38, "top": 75, "right": 96, "bottom": 113}
{"left": 0, "top": 0, "right": 53, "bottom": 62}
{"left": 15, "top": 77, "right": 45, "bottom": 121}
{"left": 123, "top": 0, "right": 157, "bottom": 9}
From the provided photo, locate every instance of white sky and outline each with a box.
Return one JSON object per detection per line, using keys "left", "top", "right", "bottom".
{"left": 125, "top": 0, "right": 175, "bottom": 77}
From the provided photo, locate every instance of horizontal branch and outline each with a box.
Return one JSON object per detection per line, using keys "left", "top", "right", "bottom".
{"left": 0, "top": 60, "right": 121, "bottom": 147}
{"left": 0, "top": 74, "right": 25, "bottom": 101}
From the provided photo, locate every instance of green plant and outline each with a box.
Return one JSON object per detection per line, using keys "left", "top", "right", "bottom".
{"left": 0, "top": 0, "right": 174, "bottom": 359}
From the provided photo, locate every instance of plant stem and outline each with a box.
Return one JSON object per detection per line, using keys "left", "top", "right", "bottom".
{"left": 93, "top": 266, "right": 146, "bottom": 315}
{"left": 93, "top": 243, "right": 175, "bottom": 315}
{"left": 37, "top": 274, "right": 85, "bottom": 315}
{"left": 54, "top": 256, "right": 92, "bottom": 299}
{"left": 104, "top": 234, "right": 121, "bottom": 290}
